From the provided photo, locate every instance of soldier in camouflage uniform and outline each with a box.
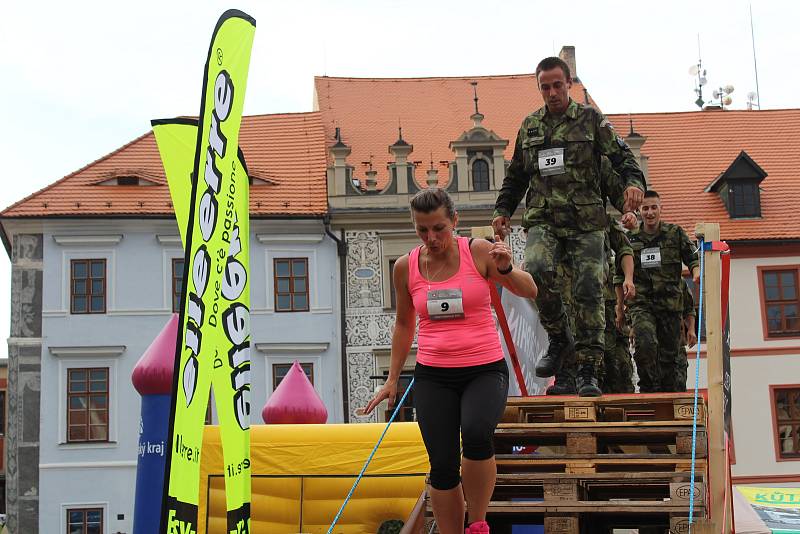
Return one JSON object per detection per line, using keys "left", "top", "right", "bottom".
{"left": 627, "top": 191, "right": 700, "bottom": 392}
{"left": 676, "top": 280, "right": 698, "bottom": 391}
{"left": 603, "top": 224, "right": 636, "bottom": 393}
{"left": 492, "top": 56, "right": 645, "bottom": 397}
{"left": 547, "top": 221, "right": 636, "bottom": 395}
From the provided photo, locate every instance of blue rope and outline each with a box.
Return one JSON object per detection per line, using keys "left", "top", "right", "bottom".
{"left": 689, "top": 239, "right": 706, "bottom": 528}
{"left": 326, "top": 377, "right": 416, "bottom": 534}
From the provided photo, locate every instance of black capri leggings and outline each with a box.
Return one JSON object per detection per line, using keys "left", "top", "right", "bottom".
{"left": 413, "top": 359, "right": 509, "bottom": 490}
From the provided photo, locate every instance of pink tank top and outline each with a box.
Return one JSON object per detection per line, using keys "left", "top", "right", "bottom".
{"left": 408, "top": 236, "right": 505, "bottom": 367}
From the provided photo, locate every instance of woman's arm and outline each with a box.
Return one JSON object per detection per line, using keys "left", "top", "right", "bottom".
{"left": 471, "top": 237, "right": 537, "bottom": 298}
{"left": 362, "top": 255, "right": 416, "bottom": 414}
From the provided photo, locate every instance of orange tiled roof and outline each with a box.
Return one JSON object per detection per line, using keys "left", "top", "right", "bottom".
{"left": 314, "top": 74, "right": 596, "bottom": 188}
{"left": 1, "top": 112, "right": 328, "bottom": 218}
{"left": 608, "top": 109, "right": 800, "bottom": 241}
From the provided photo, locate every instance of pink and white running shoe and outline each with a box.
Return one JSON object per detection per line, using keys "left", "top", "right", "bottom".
{"left": 465, "top": 520, "right": 490, "bottom": 534}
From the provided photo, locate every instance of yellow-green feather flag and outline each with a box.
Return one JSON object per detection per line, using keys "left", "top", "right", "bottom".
{"left": 153, "top": 9, "right": 255, "bottom": 534}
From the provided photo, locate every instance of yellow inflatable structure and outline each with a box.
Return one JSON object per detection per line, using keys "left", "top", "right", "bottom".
{"left": 198, "top": 423, "right": 428, "bottom": 533}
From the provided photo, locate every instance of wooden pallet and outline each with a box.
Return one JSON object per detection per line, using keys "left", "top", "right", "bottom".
{"left": 495, "top": 421, "right": 708, "bottom": 457}
{"left": 503, "top": 394, "right": 707, "bottom": 424}
{"left": 493, "top": 471, "right": 705, "bottom": 505}
{"left": 495, "top": 453, "right": 707, "bottom": 474}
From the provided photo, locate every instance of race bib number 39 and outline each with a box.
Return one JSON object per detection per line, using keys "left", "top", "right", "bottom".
{"left": 641, "top": 247, "right": 661, "bottom": 268}
{"left": 427, "top": 288, "right": 464, "bottom": 321}
{"left": 538, "top": 147, "right": 565, "bottom": 176}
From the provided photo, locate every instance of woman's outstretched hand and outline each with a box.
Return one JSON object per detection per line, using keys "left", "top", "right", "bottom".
{"left": 357, "top": 379, "right": 398, "bottom": 416}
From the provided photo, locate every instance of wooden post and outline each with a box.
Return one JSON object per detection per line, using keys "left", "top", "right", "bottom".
{"left": 694, "top": 223, "right": 731, "bottom": 534}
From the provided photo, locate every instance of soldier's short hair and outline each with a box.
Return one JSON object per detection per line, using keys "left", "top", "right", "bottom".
{"left": 644, "top": 190, "right": 660, "bottom": 199}
{"left": 410, "top": 187, "right": 457, "bottom": 220}
{"left": 536, "top": 57, "right": 571, "bottom": 81}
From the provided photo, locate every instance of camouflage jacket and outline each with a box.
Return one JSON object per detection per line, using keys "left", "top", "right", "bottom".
{"left": 605, "top": 221, "right": 633, "bottom": 302}
{"left": 494, "top": 99, "right": 646, "bottom": 232}
{"left": 628, "top": 222, "right": 700, "bottom": 312}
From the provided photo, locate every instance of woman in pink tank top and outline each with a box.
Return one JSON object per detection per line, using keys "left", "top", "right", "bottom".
{"left": 362, "top": 188, "right": 537, "bottom": 534}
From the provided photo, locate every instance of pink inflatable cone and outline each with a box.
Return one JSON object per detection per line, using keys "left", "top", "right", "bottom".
{"left": 132, "top": 313, "right": 179, "bottom": 395}
{"left": 262, "top": 360, "right": 328, "bottom": 424}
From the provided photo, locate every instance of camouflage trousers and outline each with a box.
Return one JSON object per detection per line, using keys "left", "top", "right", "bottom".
{"left": 600, "top": 300, "right": 634, "bottom": 394}
{"left": 524, "top": 225, "right": 605, "bottom": 371}
{"left": 629, "top": 305, "right": 685, "bottom": 392}
{"left": 676, "top": 344, "right": 688, "bottom": 393}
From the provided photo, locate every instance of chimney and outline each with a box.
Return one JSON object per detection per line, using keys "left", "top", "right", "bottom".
{"left": 328, "top": 130, "right": 352, "bottom": 197}
{"left": 365, "top": 169, "right": 378, "bottom": 192}
{"left": 426, "top": 167, "right": 439, "bottom": 188}
{"left": 389, "top": 128, "right": 413, "bottom": 194}
{"left": 625, "top": 119, "right": 648, "bottom": 182}
{"left": 559, "top": 46, "right": 578, "bottom": 82}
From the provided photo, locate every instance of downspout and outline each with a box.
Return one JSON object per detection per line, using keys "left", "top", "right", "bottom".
{"left": 323, "top": 215, "right": 349, "bottom": 422}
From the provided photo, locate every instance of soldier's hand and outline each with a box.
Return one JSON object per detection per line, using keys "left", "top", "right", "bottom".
{"left": 621, "top": 211, "right": 639, "bottom": 230}
{"left": 492, "top": 216, "right": 511, "bottom": 239}
{"left": 686, "top": 328, "right": 698, "bottom": 348}
{"left": 623, "top": 186, "right": 644, "bottom": 213}
{"left": 622, "top": 279, "right": 636, "bottom": 300}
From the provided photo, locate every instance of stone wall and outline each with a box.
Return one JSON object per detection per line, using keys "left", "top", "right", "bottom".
{"left": 6, "top": 233, "right": 43, "bottom": 533}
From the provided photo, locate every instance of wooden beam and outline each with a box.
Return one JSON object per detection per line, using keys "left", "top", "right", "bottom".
{"left": 694, "top": 222, "right": 731, "bottom": 533}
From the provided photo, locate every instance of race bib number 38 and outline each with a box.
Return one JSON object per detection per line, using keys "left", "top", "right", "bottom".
{"left": 538, "top": 147, "right": 565, "bottom": 176}
{"left": 641, "top": 247, "right": 661, "bottom": 268}
{"left": 427, "top": 288, "right": 464, "bottom": 320}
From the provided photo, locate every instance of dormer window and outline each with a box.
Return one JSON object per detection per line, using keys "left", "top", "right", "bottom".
{"left": 472, "top": 159, "right": 489, "bottom": 192}
{"left": 729, "top": 181, "right": 760, "bottom": 218}
{"left": 94, "top": 174, "right": 159, "bottom": 186}
{"left": 704, "top": 150, "right": 767, "bottom": 219}
{"left": 117, "top": 176, "right": 139, "bottom": 186}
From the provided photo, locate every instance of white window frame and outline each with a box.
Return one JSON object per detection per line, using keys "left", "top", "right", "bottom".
{"left": 61, "top": 501, "right": 108, "bottom": 534}
{"left": 50, "top": 347, "right": 123, "bottom": 448}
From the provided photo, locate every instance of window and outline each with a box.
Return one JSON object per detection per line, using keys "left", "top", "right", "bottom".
{"left": 383, "top": 371, "right": 415, "bottom": 422}
{"left": 205, "top": 396, "right": 213, "bottom": 425}
{"left": 388, "top": 259, "right": 398, "bottom": 309}
{"left": 67, "top": 368, "right": 109, "bottom": 442}
{"left": 761, "top": 269, "right": 800, "bottom": 337}
{"left": 772, "top": 386, "right": 800, "bottom": 459}
{"left": 472, "top": 159, "right": 489, "bottom": 192}
{"left": 729, "top": 182, "right": 760, "bottom": 218}
{"left": 274, "top": 258, "right": 309, "bottom": 312}
{"left": 71, "top": 259, "right": 106, "bottom": 314}
{"left": 172, "top": 258, "right": 185, "bottom": 313}
{"left": 67, "top": 508, "right": 103, "bottom": 534}
{"left": 0, "top": 390, "right": 5, "bottom": 435}
{"left": 272, "top": 363, "right": 313, "bottom": 391}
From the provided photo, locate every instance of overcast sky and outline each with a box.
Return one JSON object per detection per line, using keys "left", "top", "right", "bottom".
{"left": 1, "top": 0, "right": 798, "bottom": 355}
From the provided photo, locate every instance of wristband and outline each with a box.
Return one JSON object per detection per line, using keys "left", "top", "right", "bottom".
{"left": 498, "top": 263, "right": 513, "bottom": 275}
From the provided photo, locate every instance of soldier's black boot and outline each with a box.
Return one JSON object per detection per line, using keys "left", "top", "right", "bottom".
{"left": 536, "top": 330, "right": 575, "bottom": 378}
{"left": 545, "top": 371, "right": 577, "bottom": 395}
{"left": 576, "top": 364, "right": 602, "bottom": 397}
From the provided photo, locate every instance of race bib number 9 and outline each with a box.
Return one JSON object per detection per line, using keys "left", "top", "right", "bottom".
{"left": 538, "top": 148, "right": 565, "bottom": 176}
{"left": 427, "top": 288, "right": 464, "bottom": 320}
{"left": 641, "top": 247, "right": 661, "bottom": 268}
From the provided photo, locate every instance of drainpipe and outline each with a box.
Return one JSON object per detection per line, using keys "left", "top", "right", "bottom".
{"left": 324, "top": 215, "right": 349, "bottom": 422}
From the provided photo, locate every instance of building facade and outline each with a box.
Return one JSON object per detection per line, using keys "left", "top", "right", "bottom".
{"left": 1, "top": 112, "right": 342, "bottom": 533}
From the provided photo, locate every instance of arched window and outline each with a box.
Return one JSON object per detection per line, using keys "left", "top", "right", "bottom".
{"left": 472, "top": 159, "right": 489, "bottom": 191}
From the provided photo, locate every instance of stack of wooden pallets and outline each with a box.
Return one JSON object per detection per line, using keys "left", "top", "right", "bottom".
{"left": 420, "top": 393, "right": 708, "bottom": 534}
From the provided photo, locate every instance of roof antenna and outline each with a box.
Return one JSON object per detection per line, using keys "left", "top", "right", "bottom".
{"left": 470, "top": 81, "right": 480, "bottom": 115}
{"left": 628, "top": 113, "right": 634, "bottom": 136}
{"left": 749, "top": 3, "right": 761, "bottom": 109}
